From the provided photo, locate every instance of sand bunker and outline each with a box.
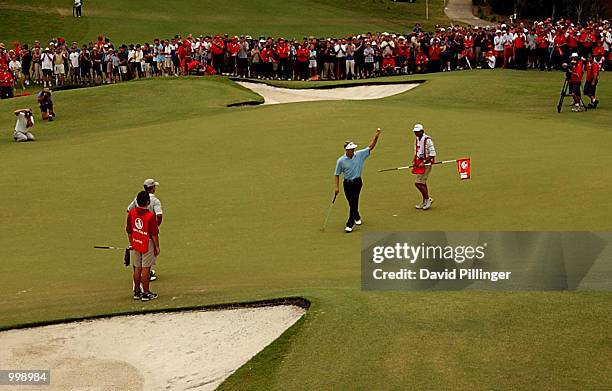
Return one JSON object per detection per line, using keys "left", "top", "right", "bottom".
{"left": 0, "top": 305, "right": 305, "bottom": 390}
{"left": 237, "top": 81, "right": 419, "bottom": 105}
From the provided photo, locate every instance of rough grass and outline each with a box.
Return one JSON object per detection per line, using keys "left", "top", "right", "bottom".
{"left": 0, "top": 0, "right": 449, "bottom": 44}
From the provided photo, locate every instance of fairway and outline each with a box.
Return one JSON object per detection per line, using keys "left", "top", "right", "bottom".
{"left": 1, "top": 70, "right": 611, "bottom": 389}
{"left": 0, "top": 0, "right": 449, "bottom": 44}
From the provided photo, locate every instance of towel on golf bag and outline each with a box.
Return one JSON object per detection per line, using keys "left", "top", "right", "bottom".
{"left": 411, "top": 158, "right": 426, "bottom": 174}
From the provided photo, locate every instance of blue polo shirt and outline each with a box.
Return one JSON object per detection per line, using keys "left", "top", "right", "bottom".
{"left": 335, "top": 147, "right": 370, "bottom": 180}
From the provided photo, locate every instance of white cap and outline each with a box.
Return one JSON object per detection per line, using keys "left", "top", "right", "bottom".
{"left": 496, "top": 29, "right": 502, "bottom": 33}
{"left": 344, "top": 141, "right": 358, "bottom": 150}
{"left": 413, "top": 123, "right": 424, "bottom": 132}
{"left": 144, "top": 178, "right": 159, "bottom": 187}
{"left": 570, "top": 52, "right": 579, "bottom": 58}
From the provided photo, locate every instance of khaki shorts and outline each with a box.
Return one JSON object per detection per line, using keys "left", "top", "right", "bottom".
{"left": 53, "top": 64, "right": 65, "bottom": 75}
{"left": 131, "top": 240, "right": 157, "bottom": 268}
{"left": 415, "top": 166, "right": 432, "bottom": 184}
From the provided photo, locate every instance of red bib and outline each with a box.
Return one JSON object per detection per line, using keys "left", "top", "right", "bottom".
{"left": 412, "top": 137, "right": 431, "bottom": 174}
{"left": 129, "top": 208, "right": 154, "bottom": 253}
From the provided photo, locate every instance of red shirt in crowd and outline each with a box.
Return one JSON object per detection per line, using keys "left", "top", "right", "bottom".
{"left": 592, "top": 45, "right": 605, "bottom": 58}
{"left": 553, "top": 33, "right": 566, "bottom": 47}
{"left": 536, "top": 35, "right": 548, "bottom": 49}
{"left": 260, "top": 47, "right": 273, "bottom": 63}
{"left": 275, "top": 42, "right": 289, "bottom": 59}
{"left": 464, "top": 35, "right": 474, "bottom": 49}
{"left": 296, "top": 47, "right": 310, "bottom": 62}
{"left": 0, "top": 67, "right": 14, "bottom": 87}
{"left": 579, "top": 31, "right": 596, "bottom": 48}
{"left": 514, "top": 34, "right": 525, "bottom": 49}
{"left": 567, "top": 32, "right": 578, "bottom": 49}
{"left": 227, "top": 41, "right": 240, "bottom": 56}
{"left": 211, "top": 38, "right": 225, "bottom": 55}
{"left": 415, "top": 51, "right": 428, "bottom": 65}
{"left": 428, "top": 45, "right": 441, "bottom": 61}
{"left": 396, "top": 45, "right": 410, "bottom": 59}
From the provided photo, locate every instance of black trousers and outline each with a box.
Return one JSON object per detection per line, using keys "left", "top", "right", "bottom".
{"left": 343, "top": 177, "right": 362, "bottom": 228}
{"left": 537, "top": 47, "right": 550, "bottom": 70}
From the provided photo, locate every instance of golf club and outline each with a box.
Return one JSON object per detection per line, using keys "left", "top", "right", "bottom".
{"left": 94, "top": 245, "right": 132, "bottom": 266}
{"left": 94, "top": 245, "right": 130, "bottom": 250}
{"left": 320, "top": 193, "right": 338, "bottom": 232}
{"left": 378, "top": 159, "right": 460, "bottom": 172}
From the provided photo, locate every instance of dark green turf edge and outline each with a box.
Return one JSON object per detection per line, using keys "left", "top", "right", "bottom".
{"left": 0, "top": 297, "right": 310, "bottom": 332}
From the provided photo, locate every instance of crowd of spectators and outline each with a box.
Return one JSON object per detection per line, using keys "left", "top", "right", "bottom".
{"left": 0, "top": 18, "right": 611, "bottom": 97}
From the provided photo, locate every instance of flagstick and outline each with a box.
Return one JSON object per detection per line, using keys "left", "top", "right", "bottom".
{"left": 378, "top": 159, "right": 459, "bottom": 172}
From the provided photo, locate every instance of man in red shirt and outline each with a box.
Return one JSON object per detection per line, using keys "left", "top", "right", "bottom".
{"left": 226, "top": 36, "right": 240, "bottom": 76}
{"left": 514, "top": 28, "right": 527, "bottom": 69}
{"left": 275, "top": 38, "right": 290, "bottom": 80}
{"left": 567, "top": 53, "right": 585, "bottom": 112}
{"left": 126, "top": 191, "right": 160, "bottom": 301}
{"left": 584, "top": 54, "right": 600, "bottom": 109}
{"left": 260, "top": 43, "right": 274, "bottom": 79}
{"left": 535, "top": 30, "right": 550, "bottom": 71}
{"left": 296, "top": 43, "right": 310, "bottom": 81}
{"left": 428, "top": 39, "right": 442, "bottom": 72}
{"left": 552, "top": 29, "right": 567, "bottom": 69}
{"left": 211, "top": 35, "right": 225, "bottom": 75}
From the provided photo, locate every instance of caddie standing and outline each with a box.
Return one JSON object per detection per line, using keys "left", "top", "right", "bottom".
{"left": 334, "top": 128, "right": 380, "bottom": 233}
{"left": 127, "top": 178, "right": 163, "bottom": 280}
{"left": 412, "top": 123, "right": 436, "bottom": 210}
{"left": 126, "top": 191, "right": 160, "bottom": 301}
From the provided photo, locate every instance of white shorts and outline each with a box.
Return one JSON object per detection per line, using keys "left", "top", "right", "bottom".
{"left": 53, "top": 64, "right": 65, "bottom": 75}
{"left": 14, "top": 131, "right": 35, "bottom": 142}
{"left": 309, "top": 59, "right": 317, "bottom": 68}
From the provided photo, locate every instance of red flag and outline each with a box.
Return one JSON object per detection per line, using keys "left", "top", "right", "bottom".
{"left": 456, "top": 158, "right": 471, "bottom": 180}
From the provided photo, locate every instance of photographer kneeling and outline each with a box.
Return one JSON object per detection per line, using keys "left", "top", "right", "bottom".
{"left": 37, "top": 87, "right": 56, "bottom": 121}
{"left": 13, "top": 108, "right": 35, "bottom": 142}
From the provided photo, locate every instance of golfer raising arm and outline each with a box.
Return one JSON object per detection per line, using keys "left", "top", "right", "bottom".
{"left": 334, "top": 128, "right": 381, "bottom": 233}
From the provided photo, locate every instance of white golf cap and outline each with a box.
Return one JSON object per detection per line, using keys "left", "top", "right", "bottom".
{"left": 413, "top": 123, "right": 424, "bottom": 132}
{"left": 344, "top": 141, "right": 358, "bottom": 150}
{"left": 144, "top": 178, "right": 159, "bottom": 187}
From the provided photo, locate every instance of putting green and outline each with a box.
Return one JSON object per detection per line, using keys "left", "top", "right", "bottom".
{"left": 0, "top": 71, "right": 611, "bottom": 389}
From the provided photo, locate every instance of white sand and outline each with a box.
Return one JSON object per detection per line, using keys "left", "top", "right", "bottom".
{"left": 237, "top": 81, "right": 419, "bottom": 105}
{"left": 0, "top": 305, "right": 305, "bottom": 391}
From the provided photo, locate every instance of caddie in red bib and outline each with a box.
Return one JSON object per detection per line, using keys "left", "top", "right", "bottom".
{"left": 412, "top": 123, "right": 436, "bottom": 210}
{"left": 126, "top": 191, "right": 160, "bottom": 301}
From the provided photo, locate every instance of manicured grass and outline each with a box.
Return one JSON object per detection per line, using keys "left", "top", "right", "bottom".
{"left": 0, "top": 0, "right": 449, "bottom": 44}
{"left": 0, "top": 71, "right": 611, "bottom": 389}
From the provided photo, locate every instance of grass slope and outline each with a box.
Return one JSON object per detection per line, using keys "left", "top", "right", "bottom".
{"left": 0, "top": 71, "right": 611, "bottom": 389}
{"left": 0, "top": 0, "right": 449, "bottom": 44}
